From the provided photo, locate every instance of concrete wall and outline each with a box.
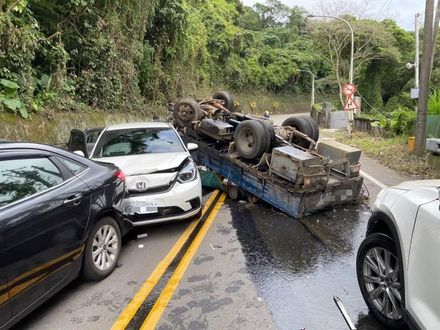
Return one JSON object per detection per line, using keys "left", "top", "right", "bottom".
{"left": 0, "top": 112, "right": 148, "bottom": 145}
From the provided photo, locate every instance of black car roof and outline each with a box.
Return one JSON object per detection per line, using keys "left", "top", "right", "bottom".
{"left": 0, "top": 142, "right": 94, "bottom": 165}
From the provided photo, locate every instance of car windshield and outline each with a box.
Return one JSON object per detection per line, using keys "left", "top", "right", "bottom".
{"left": 92, "top": 127, "right": 185, "bottom": 158}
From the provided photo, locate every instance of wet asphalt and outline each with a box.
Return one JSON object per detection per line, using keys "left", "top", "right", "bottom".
{"left": 228, "top": 198, "right": 381, "bottom": 329}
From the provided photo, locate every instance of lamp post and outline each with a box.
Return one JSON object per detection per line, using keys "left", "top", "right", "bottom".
{"left": 308, "top": 14, "right": 355, "bottom": 85}
{"left": 299, "top": 69, "right": 315, "bottom": 107}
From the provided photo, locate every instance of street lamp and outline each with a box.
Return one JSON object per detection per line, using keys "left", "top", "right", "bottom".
{"left": 308, "top": 14, "right": 355, "bottom": 85}
{"left": 299, "top": 69, "right": 315, "bottom": 107}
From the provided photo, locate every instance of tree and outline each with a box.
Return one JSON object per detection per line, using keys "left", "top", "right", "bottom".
{"left": 313, "top": 0, "right": 376, "bottom": 19}
{"left": 310, "top": 17, "right": 398, "bottom": 106}
{"left": 254, "top": 0, "right": 290, "bottom": 29}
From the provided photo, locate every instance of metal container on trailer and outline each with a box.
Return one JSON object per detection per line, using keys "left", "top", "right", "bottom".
{"left": 269, "top": 146, "right": 326, "bottom": 185}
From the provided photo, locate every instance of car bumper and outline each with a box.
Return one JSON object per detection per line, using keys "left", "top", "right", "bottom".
{"left": 122, "top": 178, "right": 202, "bottom": 226}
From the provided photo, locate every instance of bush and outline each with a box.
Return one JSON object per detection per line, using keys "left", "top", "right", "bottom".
{"left": 389, "top": 107, "right": 416, "bottom": 135}
{"left": 428, "top": 90, "right": 440, "bottom": 115}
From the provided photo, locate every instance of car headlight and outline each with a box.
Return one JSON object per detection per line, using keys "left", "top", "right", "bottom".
{"left": 177, "top": 159, "right": 197, "bottom": 183}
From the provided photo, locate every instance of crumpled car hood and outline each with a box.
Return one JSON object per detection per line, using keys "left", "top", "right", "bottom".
{"left": 92, "top": 152, "right": 189, "bottom": 175}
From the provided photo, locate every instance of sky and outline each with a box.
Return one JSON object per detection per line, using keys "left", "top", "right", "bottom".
{"left": 241, "top": 0, "right": 426, "bottom": 31}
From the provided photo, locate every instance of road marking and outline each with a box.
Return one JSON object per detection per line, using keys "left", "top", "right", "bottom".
{"left": 140, "top": 192, "right": 227, "bottom": 330}
{"left": 360, "top": 170, "right": 387, "bottom": 189}
{"left": 111, "top": 190, "right": 221, "bottom": 330}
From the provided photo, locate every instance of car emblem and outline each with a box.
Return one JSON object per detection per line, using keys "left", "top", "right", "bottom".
{"left": 136, "top": 181, "right": 147, "bottom": 190}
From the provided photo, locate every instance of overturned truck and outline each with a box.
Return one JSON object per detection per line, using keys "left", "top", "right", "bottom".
{"left": 170, "top": 91, "right": 364, "bottom": 218}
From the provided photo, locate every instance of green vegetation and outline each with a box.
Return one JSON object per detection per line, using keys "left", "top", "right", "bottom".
{"left": 0, "top": 0, "right": 433, "bottom": 120}
{"left": 428, "top": 90, "right": 440, "bottom": 115}
{"left": 335, "top": 132, "right": 440, "bottom": 179}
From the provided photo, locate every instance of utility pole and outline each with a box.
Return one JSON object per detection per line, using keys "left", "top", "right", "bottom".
{"left": 415, "top": 0, "right": 435, "bottom": 156}
{"left": 299, "top": 70, "right": 315, "bottom": 107}
{"left": 415, "top": 13, "right": 420, "bottom": 89}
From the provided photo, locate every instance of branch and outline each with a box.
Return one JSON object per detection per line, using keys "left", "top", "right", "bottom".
{"left": 6, "top": 0, "right": 21, "bottom": 12}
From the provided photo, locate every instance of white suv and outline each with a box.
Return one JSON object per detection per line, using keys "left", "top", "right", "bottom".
{"left": 357, "top": 180, "right": 440, "bottom": 329}
{"left": 69, "top": 122, "right": 202, "bottom": 225}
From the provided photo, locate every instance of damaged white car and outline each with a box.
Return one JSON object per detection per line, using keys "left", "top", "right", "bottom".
{"left": 68, "top": 122, "right": 202, "bottom": 225}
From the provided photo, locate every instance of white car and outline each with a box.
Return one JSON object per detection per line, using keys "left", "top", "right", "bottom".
{"left": 69, "top": 122, "right": 202, "bottom": 225}
{"left": 357, "top": 180, "right": 440, "bottom": 329}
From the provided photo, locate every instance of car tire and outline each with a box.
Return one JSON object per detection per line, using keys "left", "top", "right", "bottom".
{"left": 234, "top": 120, "right": 269, "bottom": 160}
{"left": 212, "top": 91, "right": 235, "bottom": 111}
{"left": 356, "top": 233, "right": 406, "bottom": 329}
{"left": 82, "top": 216, "right": 122, "bottom": 281}
{"left": 302, "top": 116, "right": 319, "bottom": 141}
{"left": 282, "top": 115, "right": 315, "bottom": 148}
{"left": 173, "top": 97, "right": 203, "bottom": 128}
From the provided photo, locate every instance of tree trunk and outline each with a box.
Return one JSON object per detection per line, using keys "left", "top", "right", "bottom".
{"left": 415, "top": 0, "right": 435, "bottom": 156}
{"left": 335, "top": 56, "right": 344, "bottom": 106}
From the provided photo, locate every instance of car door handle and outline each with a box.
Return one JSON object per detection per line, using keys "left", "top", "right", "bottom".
{"left": 63, "top": 193, "right": 83, "bottom": 206}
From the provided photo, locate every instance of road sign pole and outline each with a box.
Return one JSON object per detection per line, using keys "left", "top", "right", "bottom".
{"left": 342, "top": 83, "right": 358, "bottom": 138}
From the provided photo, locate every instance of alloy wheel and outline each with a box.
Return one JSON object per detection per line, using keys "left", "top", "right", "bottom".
{"left": 363, "top": 247, "right": 402, "bottom": 320}
{"left": 92, "top": 224, "right": 119, "bottom": 271}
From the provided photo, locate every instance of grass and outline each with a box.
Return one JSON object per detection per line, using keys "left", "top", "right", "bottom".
{"left": 333, "top": 131, "right": 440, "bottom": 179}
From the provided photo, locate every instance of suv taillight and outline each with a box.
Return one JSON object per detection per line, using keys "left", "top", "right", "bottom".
{"left": 114, "top": 169, "right": 126, "bottom": 182}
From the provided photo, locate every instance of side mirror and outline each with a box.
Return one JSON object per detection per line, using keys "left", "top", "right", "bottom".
{"left": 74, "top": 150, "right": 85, "bottom": 157}
{"left": 187, "top": 143, "right": 198, "bottom": 151}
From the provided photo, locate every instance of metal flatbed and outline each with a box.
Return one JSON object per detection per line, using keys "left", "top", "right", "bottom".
{"left": 186, "top": 136, "right": 363, "bottom": 218}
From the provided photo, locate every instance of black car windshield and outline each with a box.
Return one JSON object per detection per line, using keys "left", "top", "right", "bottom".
{"left": 92, "top": 127, "right": 185, "bottom": 158}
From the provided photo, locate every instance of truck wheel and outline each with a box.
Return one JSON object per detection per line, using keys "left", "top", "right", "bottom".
{"left": 212, "top": 91, "right": 235, "bottom": 111}
{"left": 174, "top": 98, "right": 202, "bottom": 128}
{"left": 303, "top": 116, "right": 320, "bottom": 141}
{"left": 257, "top": 119, "right": 276, "bottom": 152}
{"left": 234, "top": 120, "right": 268, "bottom": 160}
{"left": 282, "top": 116, "right": 315, "bottom": 148}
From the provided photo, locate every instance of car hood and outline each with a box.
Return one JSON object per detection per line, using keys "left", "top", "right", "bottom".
{"left": 394, "top": 179, "right": 440, "bottom": 191}
{"left": 92, "top": 152, "right": 189, "bottom": 175}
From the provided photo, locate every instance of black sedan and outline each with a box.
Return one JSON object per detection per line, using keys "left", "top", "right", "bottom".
{"left": 0, "top": 143, "right": 130, "bottom": 328}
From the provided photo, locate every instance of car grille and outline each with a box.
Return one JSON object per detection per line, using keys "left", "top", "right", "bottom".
{"left": 128, "top": 183, "right": 173, "bottom": 195}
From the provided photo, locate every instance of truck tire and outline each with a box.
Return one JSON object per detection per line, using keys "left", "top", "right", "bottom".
{"left": 256, "top": 119, "right": 276, "bottom": 152}
{"left": 282, "top": 115, "right": 315, "bottom": 148}
{"left": 212, "top": 91, "right": 235, "bottom": 111}
{"left": 173, "top": 97, "right": 202, "bottom": 128}
{"left": 303, "top": 116, "right": 319, "bottom": 141}
{"left": 234, "top": 120, "right": 268, "bottom": 160}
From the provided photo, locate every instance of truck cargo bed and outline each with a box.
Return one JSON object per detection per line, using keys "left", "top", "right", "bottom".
{"left": 187, "top": 136, "right": 363, "bottom": 218}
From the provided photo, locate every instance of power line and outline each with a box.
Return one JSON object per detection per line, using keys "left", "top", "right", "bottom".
{"left": 374, "top": 0, "right": 392, "bottom": 21}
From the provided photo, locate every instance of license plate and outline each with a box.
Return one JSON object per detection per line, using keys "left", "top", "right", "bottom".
{"left": 132, "top": 201, "right": 159, "bottom": 214}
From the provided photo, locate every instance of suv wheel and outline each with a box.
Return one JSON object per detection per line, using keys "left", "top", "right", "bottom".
{"left": 356, "top": 233, "right": 406, "bottom": 329}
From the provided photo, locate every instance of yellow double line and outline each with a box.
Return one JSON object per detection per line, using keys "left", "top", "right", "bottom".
{"left": 112, "top": 190, "right": 226, "bottom": 330}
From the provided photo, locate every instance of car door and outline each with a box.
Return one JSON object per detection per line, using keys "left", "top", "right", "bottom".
{"left": 0, "top": 237, "right": 11, "bottom": 327}
{"left": 67, "top": 129, "right": 88, "bottom": 157}
{"left": 0, "top": 151, "right": 92, "bottom": 319}
{"left": 406, "top": 198, "right": 440, "bottom": 329}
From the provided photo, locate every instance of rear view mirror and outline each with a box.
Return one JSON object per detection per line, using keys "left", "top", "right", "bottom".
{"left": 187, "top": 143, "right": 198, "bottom": 151}
{"left": 74, "top": 150, "right": 85, "bottom": 157}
